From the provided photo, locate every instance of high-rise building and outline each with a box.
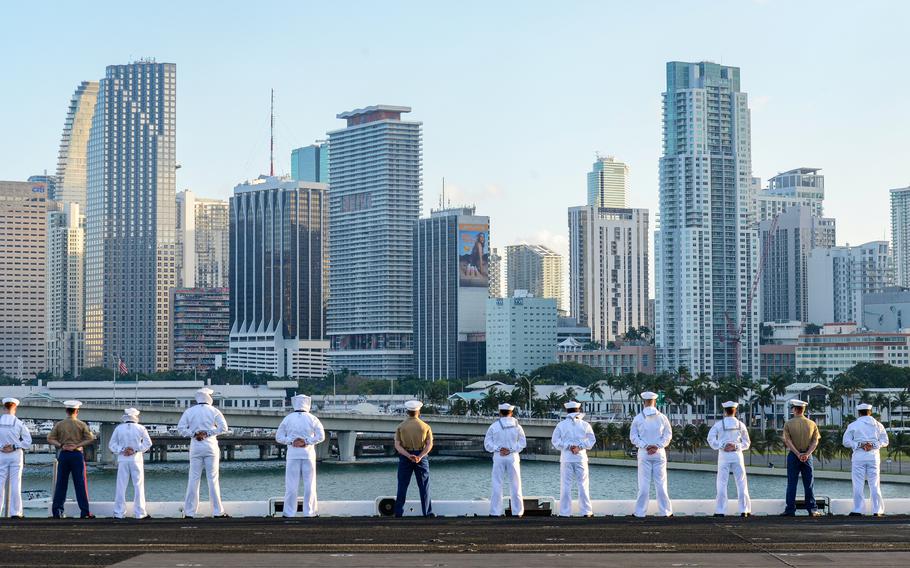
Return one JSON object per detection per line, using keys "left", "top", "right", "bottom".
{"left": 587, "top": 155, "right": 629, "bottom": 208}
{"left": 170, "top": 287, "right": 230, "bottom": 372}
{"left": 506, "top": 244, "right": 564, "bottom": 312}
{"left": 291, "top": 141, "right": 329, "bottom": 184}
{"left": 807, "top": 241, "right": 892, "bottom": 325}
{"left": 176, "top": 190, "right": 229, "bottom": 289}
{"left": 413, "top": 206, "right": 489, "bottom": 380}
{"left": 756, "top": 168, "right": 825, "bottom": 221}
{"left": 759, "top": 206, "right": 836, "bottom": 323}
{"left": 85, "top": 61, "right": 177, "bottom": 373}
{"left": 0, "top": 180, "right": 48, "bottom": 379}
{"left": 655, "top": 61, "right": 759, "bottom": 378}
{"left": 568, "top": 205, "right": 649, "bottom": 345}
{"left": 227, "top": 176, "right": 329, "bottom": 379}
{"left": 46, "top": 202, "right": 85, "bottom": 377}
{"left": 890, "top": 185, "right": 910, "bottom": 287}
{"left": 488, "top": 247, "right": 503, "bottom": 298}
{"left": 486, "top": 291, "right": 557, "bottom": 374}
{"left": 55, "top": 81, "right": 99, "bottom": 207}
{"left": 327, "top": 105, "right": 422, "bottom": 378}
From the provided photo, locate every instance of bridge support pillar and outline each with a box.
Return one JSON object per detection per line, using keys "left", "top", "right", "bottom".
{"left": 337, "top": 431, "right": 357, "bottom": 463}
{"left": 315, "top": 439, "right": 330, "bottom": 461}
{"left": 98, "top": 422, "right": 117, "bottom": 465}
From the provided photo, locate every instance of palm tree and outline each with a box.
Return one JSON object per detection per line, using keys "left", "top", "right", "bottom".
{"left": 810, "top": 366, "right": 828, "bottom": 386}
{"left": 449, "top": 399, "right": 468, "bottom": 416}
{"left": 895, "top": 389, "right": 910, "bottom": 428}
{"left": 673, "top": 425, "right": 697, "bottom": 462}
{"left": 585, "top": 382, "right": 605, "bottom": 415}
{"left": 750, "top": 385, "right": 775, "bottom": 432}
{"left": 814, "top": 430, "right": 839, "bottom": 468}
{"left": 467, "top": 399, "right": 480, "bottom": 417}
{"left": 888, "top": 431, "right": 910, "bottom": 474}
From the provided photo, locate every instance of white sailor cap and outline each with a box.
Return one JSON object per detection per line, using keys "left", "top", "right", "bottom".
{"left": 564, "top": 400, "right": 581, "bottom": 410}
{"left": 2, "top": 397, "right": 20, "bottom": 406}
{"left": 856, "top": 403, "right": 873, "bottom": 411}
{"left": 195, "top": 388, "right": 214, "bottom": 404}
{"left": 498, "top": 403, "right": 516, "bottom": 412}
{"left": 122, "top": 408, "right": 140, "bottom": 422}
{"left": 291, "top": 394, "right": 312, "bottom": 412}
{"left": 63, "top": 400, "right": 82, "bottom": 409}
{"left": 404, "top": 400, "right": 423, "bottom": 411}
{"left": 789, "top": 399, "right": 808, "bottom": 408}
{"left": 722, "top": 401, "right": 739, "bottom": 409}
{"left": 640, "top": 391, "right": 658, "bottom": 401}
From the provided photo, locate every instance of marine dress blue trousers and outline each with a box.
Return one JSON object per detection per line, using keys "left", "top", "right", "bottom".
{"left": 394, "top": 451, "right": 433, "bottom": 517}
{"left": 52, "top": 449, "right": 91, "bottom": 517}
{"left": 784, "top": 452, "right": 817, "bottom": 514}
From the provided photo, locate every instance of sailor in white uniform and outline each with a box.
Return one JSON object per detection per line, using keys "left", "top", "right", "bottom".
{"left": 707, "top": 401, "right": 752, "bottom": 517}
{"left": 0, "top": 397, "right": 31, "bottom": 518}
{"left": 631, "top": 391, "right": 673, "bottom": 517}
{"left": 843, "top": 403, "right": 890, "bottom": 516}
{"left": 177, "top": 387, "right": 229, "bottom": 518}
{"left": 484, "top": 403, "right": 527, "bottom": 517}
{"left": 276, "top": 394, "right": 325, "bottom": 517}
{"left": 551, "top": 401, "right": 596, "bottom": 517}
{"left": 108, "top": 408, "right": 153, "bottom": 519}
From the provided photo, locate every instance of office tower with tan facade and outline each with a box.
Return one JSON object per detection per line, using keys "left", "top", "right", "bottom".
{"left": 55, "top": 81, "right": 99, "bottom": 207}
{"left": 85, "top": 61, "right": 177, "bottom": 373}
{"left": 176, "top": 190, "right": 229, "bottom": 289}
{"left": 46, "top": 202, "right": 85, "bottom": 377}
{"left": 0, "top": 180, "right": 48, "bottom": 379}
{"left": 506, "top": 243, "right": 564, "bottom": 312}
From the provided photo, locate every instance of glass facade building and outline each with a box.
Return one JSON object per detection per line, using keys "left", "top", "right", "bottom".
{"left": 85, "top": 61, "right": 177, "bottom": 373}
{"left": 586, "top": 155, "right": 629, "bottom": 209}
{"left": 290, "top": 142, "right": 329, "bottom": 184}
{"left": 170, "top": 287, "right": 230, "bottom": 371}
{"left": 55, "top": 81, "right": 99, "bottom": 207}
{"left": 46, "top": 202, "right": 85, "bottom": 377}
{"left": 176, "top": 190, "right": 230, "bottom": 289}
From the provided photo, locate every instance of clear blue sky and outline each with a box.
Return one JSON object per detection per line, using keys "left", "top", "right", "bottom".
{"left": 2, "top": 0, "right": 908, "bottom": 292}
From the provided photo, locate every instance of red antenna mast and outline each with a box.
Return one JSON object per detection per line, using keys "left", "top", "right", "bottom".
{"left": 269, "top": 88, "right": 275, "bottom": 176}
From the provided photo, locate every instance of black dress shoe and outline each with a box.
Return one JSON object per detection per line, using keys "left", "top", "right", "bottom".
{"left": 848, "top": 512, "right": 862, "bottom": 517}
{"left": 740, "top": 513, "right": 751, "bottom": 518}
{"left": 183, "top": 516, "right": 194, "bottom": 519}
{"left": 779, "top": 512, "right": 796, "bottom": 517}
{"left": 713, "top": 513, "right": 725, "bottom": 517}
{"left": 81, "top": 514, "right": 96, "bottom": 519}
{"left": 140, "top": 515, "right": 152, "bottom": 520}
{"left": 214, "top": 514, "right": 232, "bottom": 518}
{"left": 873, "top": 513, "right": 885, "bottom": 517}
{"left": 9, "top": 515, "right": 24, "bottom": 520}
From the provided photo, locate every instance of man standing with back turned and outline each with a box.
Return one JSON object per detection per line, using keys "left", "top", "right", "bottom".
{"left": 781, "top": 399, "right": 822, "bottom": 516}
{"left": 843, "top": 403, "right": 889, "bottom": 516}
{"left": 178, "top": 387, "right": 230, "bottom": 518}
{"left": 393, "top": 400, "right": 434, "bottom": 517}
{"left": 631, "top": 391, "right": 673, "bottom": 517}
{"left": 48, "top": 400, "right": 95, "bottom": 519}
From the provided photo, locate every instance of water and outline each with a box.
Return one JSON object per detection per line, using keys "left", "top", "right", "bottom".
{"left": 20, "top": 453, "right": 910, "bottom": 505}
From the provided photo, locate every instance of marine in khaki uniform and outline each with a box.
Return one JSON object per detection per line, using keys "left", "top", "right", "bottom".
{"left": 393, "top": 400, "right": 434, "bottom": 517}
{"left": 47, "top": 400, "right": 95, "bottom": 519}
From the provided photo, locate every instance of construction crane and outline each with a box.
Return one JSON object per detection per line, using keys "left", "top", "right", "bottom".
{"left": 719, "top": 213, "right": 779, "bottom": 379}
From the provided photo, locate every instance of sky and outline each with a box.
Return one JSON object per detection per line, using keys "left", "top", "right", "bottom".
{"left": 2, "top": 0, "right": 908, "bottom": 297}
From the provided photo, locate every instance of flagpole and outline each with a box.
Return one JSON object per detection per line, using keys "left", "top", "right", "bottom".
{"left": 112, "top": 356, "right": 117, "bottom": 405}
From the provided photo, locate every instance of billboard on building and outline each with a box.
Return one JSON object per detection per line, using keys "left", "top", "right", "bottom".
{"left": 458, "top": 222, "right": 489, "bottom": 287}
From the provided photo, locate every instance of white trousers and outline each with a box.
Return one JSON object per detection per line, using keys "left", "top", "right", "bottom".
{"left": 635, "top": 453, "right": 672, "bottom": 517}
{"left": 490, "top": 453, "right": 524, "bottom": 516}
{"left": 184, "top": 452, "right": 224, "bottom": 517}
{"left": 283, "top": 456, "right": 318, "bottom": 517}
{"left": 559, "top": 460, "right": 592, "bottom": 516}
{"left": 113, "top": 458, "right": 147, "bottom": 519}
{"left": 715, "top": 453, "right": 750, "bottom": 514}
{"left": 851, "top": 460, "right": 884, "bottom": 515}
{"left": 0, "top": 450, "right": 24, "bottom": 517}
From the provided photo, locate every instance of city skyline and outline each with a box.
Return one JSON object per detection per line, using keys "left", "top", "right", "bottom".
{"left": 1, "top": 2, "right": 908, "bottom": 287}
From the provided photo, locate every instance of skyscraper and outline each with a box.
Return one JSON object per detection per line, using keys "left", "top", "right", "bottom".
{"left": 655, "top": 61, "right": 759, "bottom": 378}
{"left": 413, "top": 206, "right": 489, "bottom": 380}
{"left": 489, "top": 247, "right": 503, "bottom": 298}
{"left": 569, "top": 205, "right": 649, "bottom": 345}
{"left": 171, "top": 287, "right": 230, "bottom": 372}
{"left": 327, "top": 105, "right": 422, "bottom": 378}
{"left": 506, "top": 244, "right": 564, "bottom": 312}
{"left": 587, "top": 155, "right": 629, "bottom": 208}
{"left": 890, "top": 185, "right": 910, "bottom": 287}
{"left": 85, "top": 61, "right": 176, "bottom": 373}
{"left": 176, "top": 190, "right": 230, "bottom": 289}
{"left": 759, "top": 206, "right": 836, "bottom": 323}
{"left": 807, "top": 242, "right": 893, "bottom": 325}
{"left": 46, "top": 202, "right": 85, "bottom": 377}
{"left": 756, "top": 168, "right": 825, "bottom": 222}
{"left": 486, "top": 291, "right": 557, "bottom": 375}
{"left": 290, "top": 141, "right": 329, "bottom": 184}
{"left": 55, "top": 81, "right": 99, "bottom": 207}
{"left": 0, "top": 180, "right": 48, "bottom": 379}
{"left": 227, "top": 176, "right": 329, "bottom": 379}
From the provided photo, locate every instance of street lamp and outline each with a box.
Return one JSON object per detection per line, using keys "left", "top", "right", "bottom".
{"left": 523, "top": 375, "right": 536, "bottom": 417}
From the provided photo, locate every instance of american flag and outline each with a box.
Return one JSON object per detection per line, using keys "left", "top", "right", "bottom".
{"left": 118, "top": 358, "right": 128, "bottom": 375}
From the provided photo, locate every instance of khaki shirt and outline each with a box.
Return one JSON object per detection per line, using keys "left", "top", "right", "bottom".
{"left": 47, "top": 416, "right": 95, "bottom": 450}
{"left": 783, "top": 415, "right": 820, "bottom": 452}
{"left": 395, "top": 416, "right": 432, "bottom": 451}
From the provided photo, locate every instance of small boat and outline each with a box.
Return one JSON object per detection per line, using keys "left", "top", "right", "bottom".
{"left": 22, "top": 489, "right": 51, "bottom": 509}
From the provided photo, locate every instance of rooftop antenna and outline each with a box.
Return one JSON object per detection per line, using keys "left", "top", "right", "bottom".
{"left": 269, "top": 89, "right": 275, "bottom": 177}
{"left": 441, "top": 177, "right": 445, "bottom": 208}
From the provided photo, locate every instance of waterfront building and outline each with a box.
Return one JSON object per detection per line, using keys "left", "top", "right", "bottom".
{"left": 756, "top": 168, "right": 825, "bottom": 221}
{"left": 568, "top": 205, "right": 649, "bottom": 345}
{"left": 228, "top": 176, "right": 329, "bottom": 379}
{"left": 654, "top": 61, "right": 759, "bottom": 378}
{"left": 807, "top": 241, "right": 892, "bottom": 325}
{"left": 556, "top": 316, "right": 592, "bottom": 345}
{"left": 290, "top": 141, "right": 329, "bottom": 184}
{"left": 505, "top": 243, "right": 564, "bottom": 312}
{"left": 759, "top": 206, "right": 836, "bottom": 323}
{"left": 47, "top": 202, "right": 85, "bottom": 377}
{"left": 485, "top": 291, "right": 557, "bottom": 374}
{"left": 890, "top": 185, "right": 910, "bottom": 287}
{"left": 557, "top": 344, "right": 655, "bottom": 376}
{"left": 0, "top": 180, "right": 48, "bottom": 379}
{"left": 85, "top": 61, "right": 177, "bottom": 373}
{"left": 861, "top": 287, "right": 910, "bottom": 332}
{"left": 176, "top": 190, "right": 230, "bottom": 289}
{"left": 327, "top": 105, "right": 422, "bottom": 378}
{"left": 170, "top": 287, "right": 230, "bottom": 372}
{"left": 413, "top": 206, "right": 489, "bottom": 380}
{"left": 587, "top": 155, "right": 629, "bottom": 208}
{"left": 796, "top": 323, "right": 910, "bottom": 381}
{"left": 488, "top": 247, "right": 503, "bottom": 298}
{"left": 55, "top": 81, "right": 99, "bottom": 207}
{"left": 759, "top": 344, "right": 796, "bottom": 379}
